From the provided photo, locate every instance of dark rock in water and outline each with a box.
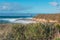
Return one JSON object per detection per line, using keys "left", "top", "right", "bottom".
{"left": 0, "top": 20, "right": 10, "bottom": 24}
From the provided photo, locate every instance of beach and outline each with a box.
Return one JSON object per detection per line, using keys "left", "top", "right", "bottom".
{"left": 0, "top": 18, "right": 36, "bottom": 24}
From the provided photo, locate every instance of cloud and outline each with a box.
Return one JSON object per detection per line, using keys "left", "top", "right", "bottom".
{"left": 49, "top": 2, "right": 58, "bottom": 6}
{"left": 0, "top": 2, "right": 31, "bottom": 12}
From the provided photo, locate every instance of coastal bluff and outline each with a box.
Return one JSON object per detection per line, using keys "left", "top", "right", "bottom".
{"left": 33, "top": 14, "right": 60, "bottom": 23}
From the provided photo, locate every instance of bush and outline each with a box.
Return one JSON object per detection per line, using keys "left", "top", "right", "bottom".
{"left": 5, "top": 23, "right": 59, "bottom": 40}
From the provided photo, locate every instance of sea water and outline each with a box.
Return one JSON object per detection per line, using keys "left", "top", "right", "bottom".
{"left": 0, "top": 14, "right": 37, "bottom": 24}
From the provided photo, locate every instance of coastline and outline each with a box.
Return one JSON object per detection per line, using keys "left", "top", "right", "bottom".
{"left": 0, "top": 18, "right": 59, "bottom": 24}
{"left": 0, "top": 18, "right": 37, "bottom": 24}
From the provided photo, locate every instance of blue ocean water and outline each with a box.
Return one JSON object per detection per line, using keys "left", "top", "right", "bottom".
{"left": 0, "top": 13, "right": 37, "bottom": 24}
{"left": 0, "top": 13, "right": 37, "bottom": 18}
{"left": 0, "top": 16, "right": 34, "bottom": 18}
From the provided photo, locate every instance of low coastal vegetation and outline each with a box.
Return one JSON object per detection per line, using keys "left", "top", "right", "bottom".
{"left": 34, "top": 14, "right": 60, "bottom": 22}
{"left": 0, "top": 23, "right": 60, "bottom": 40}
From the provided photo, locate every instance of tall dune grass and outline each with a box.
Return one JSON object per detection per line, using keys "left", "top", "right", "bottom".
{"left": 0, "top": 23, "right": 60, "bottom": 40}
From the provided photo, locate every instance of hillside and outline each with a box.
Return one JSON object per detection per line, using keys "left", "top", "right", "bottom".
{"left": 0, "top": 23, "right": 60, "bottom": 40}
{"left": 34, "top": 14, "right": 60, "bottom": 22}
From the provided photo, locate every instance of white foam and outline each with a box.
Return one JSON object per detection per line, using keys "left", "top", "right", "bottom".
{"left": 0, "top": 18, "right": 36, "bottom": 24}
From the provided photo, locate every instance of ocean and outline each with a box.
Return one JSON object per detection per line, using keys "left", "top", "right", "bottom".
{"left": 0, "top": 14, "right": 37, "bottom": 24}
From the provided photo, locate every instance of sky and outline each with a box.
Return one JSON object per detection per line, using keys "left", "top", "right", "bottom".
{"left": 0, "top": 0, "right": 60, "bottom": 13}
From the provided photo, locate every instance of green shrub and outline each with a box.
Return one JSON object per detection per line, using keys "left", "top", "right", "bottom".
{"left": 5, "top": 23, "right": 59, "bottom": 40}
{"left": 55, "top": 24, "right": 60, "bottom": 33}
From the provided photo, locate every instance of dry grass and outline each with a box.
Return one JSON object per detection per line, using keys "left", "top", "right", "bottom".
{"left": 35, "top": 14, "right": 60, "bottom": 22}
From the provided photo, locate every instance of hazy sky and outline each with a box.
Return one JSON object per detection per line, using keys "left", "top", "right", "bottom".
{"left": 0, "top": 0, "right": 60, "bottom": 13}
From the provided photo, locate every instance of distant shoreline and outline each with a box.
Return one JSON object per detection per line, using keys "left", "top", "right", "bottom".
{"left": 0, "top": 18, "right": 37, "bottom": 24}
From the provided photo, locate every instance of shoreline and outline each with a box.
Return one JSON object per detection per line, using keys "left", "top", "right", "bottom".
{"left": 0, "top": 18, "right": 37, "bottom": 24}
{"left": 0, "top": 17, "right": 59, "bottom": 24}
